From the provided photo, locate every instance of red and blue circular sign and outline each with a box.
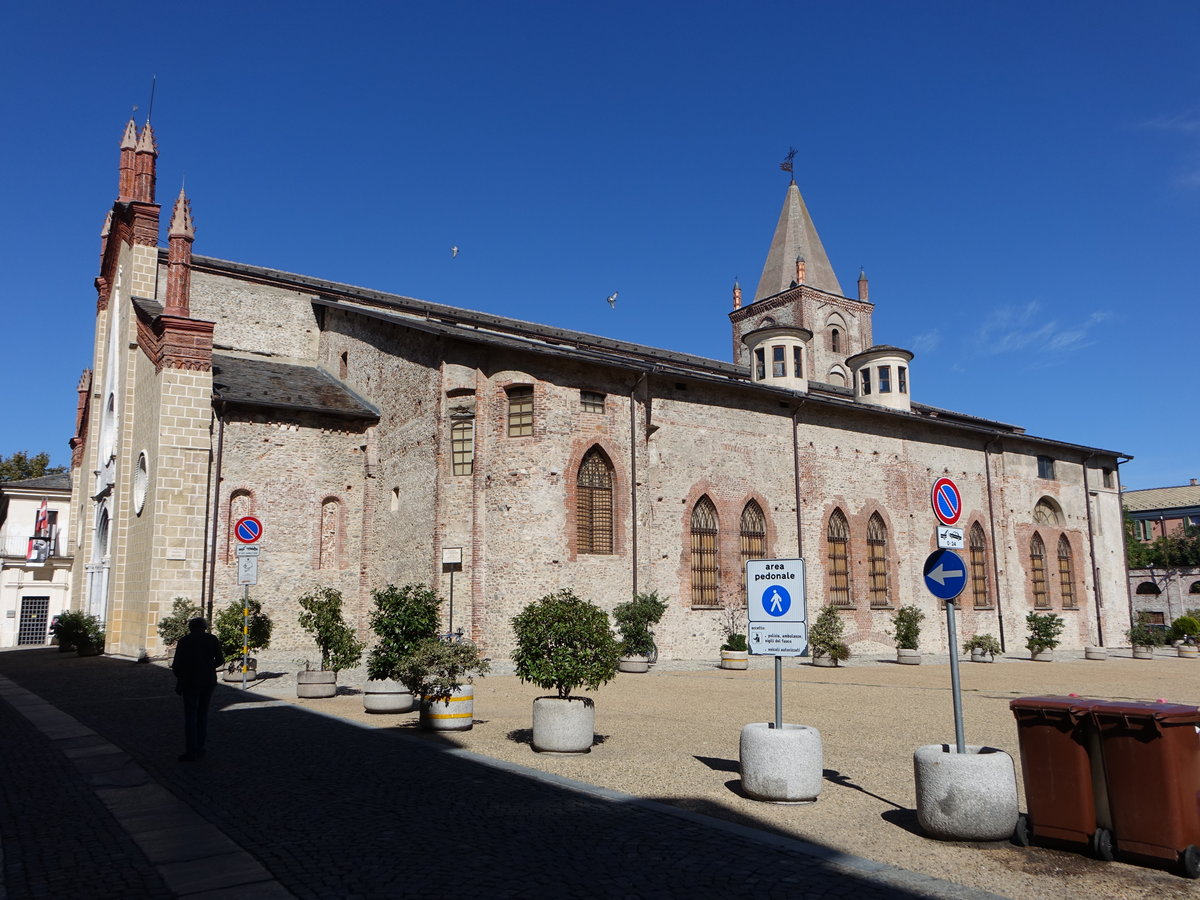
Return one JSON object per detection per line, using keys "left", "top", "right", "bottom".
{"left": 234, "top": 516, "right": 263, "bottom": 544}
{"left": 931, "top": 478, "right": 962, "bottom": 526}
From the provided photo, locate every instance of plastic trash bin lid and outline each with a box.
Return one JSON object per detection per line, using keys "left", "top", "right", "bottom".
{"left": 1089, "top": 700, "right": 1200, "bottom": 724}
{"left": 1010, "top": 695, "right": 1108, "bottom": 714}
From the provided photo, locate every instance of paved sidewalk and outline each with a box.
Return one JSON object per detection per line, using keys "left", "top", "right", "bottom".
{"left": 0, "top": 648, "right": 1007, "bottom": 900}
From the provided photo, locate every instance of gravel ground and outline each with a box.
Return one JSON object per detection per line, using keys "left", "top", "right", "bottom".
{"left": 235, "top": 647, "right": 1200, "bottom": 900}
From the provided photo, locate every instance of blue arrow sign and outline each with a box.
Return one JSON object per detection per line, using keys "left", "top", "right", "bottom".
{"left": 923, "top": 549, "right": 967, "bottom": 601}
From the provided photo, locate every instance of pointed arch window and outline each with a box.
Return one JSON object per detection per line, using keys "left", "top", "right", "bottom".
{"left": 867, "top": 513, "right": 889, "bottom": 607}
{"left": 740, "top": 501, "right": 766, "bottom": 588}
{"left": 830, "top": 328, "right": 841, "bottom": 353}
{"left": 1057, "top": 536, "right": 1077, "bottom": 608}
{"left": 969, "top": 523, "right": 990, "bottom": 609}
{"left": 1030, "top": 533, "right": 1049, "bottom": 609}
{"left": 690, "top": 496, "right": 719, "bottom": 608}
{"left": 1034, "top": 498, "right": 1063, "bottom": 525}
{"left": 226, "top": 489, "right": 252, "bottom": 562}
{"left": 827, "top": 509, "right": 851, "bottom": 607}
{"left": 319, "top": 497, "right": 342, "bottom": 570}
{"left": 577, "top": 448, "right": 614, "bottom": 555}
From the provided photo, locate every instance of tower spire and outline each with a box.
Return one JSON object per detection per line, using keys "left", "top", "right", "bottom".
{"left": 133, "top": 121, "right": 157, "bottom": 203}
{"left": 118, "top": 118, "right": 137, "bottom": 201}
{"left": 752, "top": 180, "right": 843, "bottom": 301}
{"left": 164, "top": 187, "right": 195, "bottom": 317}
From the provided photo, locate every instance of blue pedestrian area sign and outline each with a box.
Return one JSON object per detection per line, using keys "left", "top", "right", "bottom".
{"left": 923, "top": 549, "right": 967, "bottom": 601}
{"left": 745, "top": 558, "right": 807, "bottom": 656}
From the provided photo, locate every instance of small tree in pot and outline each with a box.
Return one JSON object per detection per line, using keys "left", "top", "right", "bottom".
{"left": 718, "top": 600, "right": 749, "bottom": 669}
{"left": 296, "top": 587, "right": 365, "bottom": 697}
{"left": 891, "top": 604, "right": 924, "bottom": 664}
{"left": 157, "top": 597, "right": 203, "bottom": 653}
{"left": 809, "top": 604, "right": 851, "bottom": 667}
{"left": 214, "top": 598, "right": 274, "bottom": 681}
{"left": 363, "top": 583, "right": 441, "bottom": 712}
{"left": 963, "top": 633, "right": 1002, "bottom": 662}
{"left": 1025, "top": 611, "right": 1064, "bottom": 661}
{"left": 395, "top": 638, "right": 490, "bottom": 731}
{"left": 511, "top": 589, "right": 620, "bottom": 752}
{"left": 613, "top": 591, "right": 668, "bottom": 672}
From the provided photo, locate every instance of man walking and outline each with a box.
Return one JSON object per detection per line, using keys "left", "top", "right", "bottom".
{"left": 171, "top": 618, "right": 224, "bottom": 761}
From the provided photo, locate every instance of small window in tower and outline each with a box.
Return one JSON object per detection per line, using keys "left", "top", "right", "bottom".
{"left": 861, "top": 369, "right": 871, "bottom": 395}
{"left": 898, "top": 366, "right": 908, "bottom": 394}
{"left": 879, "top": 366, "right": 891, "bottom": 393}
{"left": 1102, "top": 467, "right": 1113, "bottom": 488}
{"left": 793, "top": 347, "right": 803, "bottom": 378}
{"left": 754, "top": 348, "right": 765, "bottom": 380}
{"left": 772, "top": 346, "right": 786, "bottom": 377}
{"left": 1037, "top": 455, "right": 1056, "bottom": 480}
{"left": 580, "top": 390, "right": 606, "bottom": 413}
{"left": 507, "top": 386, "right": 534, "bottom": 437}
{"left": 830, "top": 328, "right": 841, "bottom": 352}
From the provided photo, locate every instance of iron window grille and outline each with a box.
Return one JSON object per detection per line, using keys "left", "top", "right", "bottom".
{"left": 827, "top": 509, "right": 851, "bottom": 607}
{"left": 576, "top": 450, "right": 614, "bottom": 555}
{"left": 690, "top": 496, "right": 720, "bottom": 608}
{"left": 1058, "top": 536, "right": 1077, "bottom": 608}
{"left": 969, "top": 523, "right": 990, "bottom": 608}
{"left": 867, "top": 513, "right": 889, "bottom": 607}
{"left": 1030, "top": 533, "right": 1049, "bottom": 608}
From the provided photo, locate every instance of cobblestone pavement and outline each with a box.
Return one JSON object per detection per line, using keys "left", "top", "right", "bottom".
{"left": 0, "top": 648, "right": 1008, "bottom": 900}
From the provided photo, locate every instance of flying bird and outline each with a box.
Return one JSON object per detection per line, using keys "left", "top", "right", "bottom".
{"left": 450, "top": 245, "right": 459, "bottom": 258}
{"left": 606, "top": 291, "right": 618, "bottom": 308}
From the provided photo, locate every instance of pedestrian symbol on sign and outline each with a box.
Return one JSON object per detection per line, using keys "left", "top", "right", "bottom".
{"left": 760, "top": 585, "right": 791, "bottom": 618}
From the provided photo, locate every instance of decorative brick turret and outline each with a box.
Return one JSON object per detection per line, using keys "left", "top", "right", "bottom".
{"left": 164, "top": 187, "right": 195, "bottom": 317}
{"left": 858, "top": 267, "right": 869, "bottom": 303}
{"left": 795, "top": 256, "right": 806, "bottom": 285}
{"left": 69, "top": 369, "right": 93, "bottom": 469}
{"left": 732, "top": 279, "right": 742, "bottom": 310}
{"left": 133, "top": 122, "right": 157, "bottom": 203}
{"left": 118, "top": 118, "right": 137, "bottom": 201}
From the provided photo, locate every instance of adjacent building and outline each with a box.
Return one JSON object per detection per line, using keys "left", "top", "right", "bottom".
{"left": 0, "top": 473, "right": 74, "bottom": 647}
{"left": 66, "top": 119, "right": 1132, "bottom": 660}
{"left": 1125, "top": 480, "right": 1200, "bottom": 625}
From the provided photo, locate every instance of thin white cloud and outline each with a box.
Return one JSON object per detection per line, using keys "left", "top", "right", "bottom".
{"left": 909, "top": 330, "right": 940, "bottom": 355}
{"left": 974, "top": 303, "right": 1113, "bottom": 359}
{"left": 1139, "top": 110, "right": 1200, "bottom": 133}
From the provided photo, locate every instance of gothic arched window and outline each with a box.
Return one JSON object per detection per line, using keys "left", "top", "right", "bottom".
{"left": 577, "top": 448, "right": 614, "bottom": 555}
{"left": 827, "top": 509, "right": 851, "bottom": 607}
{"left": 1030, "top": 533, "right": 1049, "bottom": 608}
{"left": 690, "top": 496, "right": 719, "bottom": 607}
{"left": 1058, "top": 536, "right": 1076, "bottom": 609}
{"left": 319, "top": 497, "right": 342, "bottom": 570}
{"left": 969, "top": 523, "right": 989, "bottom": 608}
{"left": 867, "top": 513, "right": 889, "bottom": 607}
{"left": 739, "top": 501, "right": 766, "bottom": 587}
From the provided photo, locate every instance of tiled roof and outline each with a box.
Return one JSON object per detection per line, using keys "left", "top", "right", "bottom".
{"left": 211, "top": 354, "right": 379, "bottom": 421}
{"left": 0, "top": 473, "right": 71, "bottom": 491}
{"left": 1123, "top": 484, "right": 1200, "bottom": 513}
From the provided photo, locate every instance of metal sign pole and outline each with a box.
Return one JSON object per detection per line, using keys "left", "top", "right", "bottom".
{"left": 242, "top": 585, "right": 249, "bottom": 690}
{"left": 945, "top": 598, "right": 966, "bottom": 753}
{"left": 774, "top": 655, "right": 783, "bottom": 729}
{"left": 448, "top": 566, "right": 455, "bottom": 636}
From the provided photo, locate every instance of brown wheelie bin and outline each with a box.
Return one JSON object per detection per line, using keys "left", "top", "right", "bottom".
{"left": 1090, "top": 700, "right": 1200, "bottom": 877}
{"left": 1009, "top": 696, "right": 1112, "bottom": 858}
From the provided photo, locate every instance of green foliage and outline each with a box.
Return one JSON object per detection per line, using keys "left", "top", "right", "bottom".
{"left": 721, "top": 633, "right": 748, "bottom": 652}
{"left": 1170, "top": 616, "right": 1200, "bottom": 643}
{"left": 0, "top": 451, "right": 66, "bottom": 482}
{"left": 157, "top": 597, "right": 203, "bottom": 648}
{"left": 296, "top": 587, "right": 364, "bottom": 672}
{"left": 890, "top": 605, "right": 924, "bottom": 651}
{"left": 395, "top": 638, "right": 490, "bottom": 704}
{"left": 52, "top": 610, "right": 104, "bottom": 651}
{"left": 612, "top": 591, "right": 668, "bottom": 657}
{"left": 963, "top": 633, "right": 1003, "bottom": 658}
{"left": 214, "top": 598, "right": 274, "bottom": 658}
{"left": 510, "top": 589, "right": 620, "bottom": 699}
{"left": 366, "top": 583, "right": 442, "bottom": 681}
{"left": 1025, "top": 611, "right": 1065, "bottom": 654}
{"left": 809, "top": 604, "right": 849, "bottom": 664}
{"left": 1127, "top": 515, "right": 1200, "bottom": 568}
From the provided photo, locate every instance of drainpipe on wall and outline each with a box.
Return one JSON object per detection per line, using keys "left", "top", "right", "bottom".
{"left": 1116, "top": 456, "right": 1135, "bottom": 633}
{"left": 1082, "top": 452, "right": 1105, "bottom": 646}
{"left": 203, "top": 400, "right": 227, "bottom": 623}
{"left": 984, "top": 432, "right": 1006, "bottom": 652}
{"left": 629, "top": 371, "right": 648, "bottom": 596}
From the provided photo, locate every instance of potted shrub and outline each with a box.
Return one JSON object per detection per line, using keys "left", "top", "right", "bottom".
{"left": 1127, "top": 613, "right": 1165, "bottom": 660}
{"left": 74, "top": 614, "right": 106, "bottom": 656}
{"left": 396, "top": 638, "right": 490, "bottom": 732}
{"left": 157, "top": 596, "right": 203, "bottom": 657}
{"left": 808, "top": 604, "right": 851, "bottom": 667}
{"left": 364, "top": 583, "right": 441, "bottom": 712}
{"left": 891, "top": 605, "right": 924, "bottom": 665}
{"left": 718, "top": 600, "right": 749, "bottom": 670}
{"left": 511, "top": 589, "right": 620, "bottom": 752}
{"left": 963, "top": 633, "right": 1002, "bottom": 663}
{"left": 613, "top": 591, "right": 668, "bottom": 673}
{"left": 1025, "top": 611, "right": 1064, "bottom": 661}
{"left": 1170, "top": 616, "right": 1200, "bottom": 658}
{"left": 296, "top": 587, "right": 365, "bottom": 698}
{"left": 49, "top": 609, "right": 90, "bottom": 653}
{"left": 214, "top": 598, "right": 273, "bottom": 682}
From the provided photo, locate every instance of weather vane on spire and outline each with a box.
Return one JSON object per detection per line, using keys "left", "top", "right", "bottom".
{"left": 779, "top": 147, "right": 796, "bottom": 179}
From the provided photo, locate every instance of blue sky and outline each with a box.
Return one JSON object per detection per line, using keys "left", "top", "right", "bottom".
{"left": 2, "top": 1, "right": 1196, "bottom": 491}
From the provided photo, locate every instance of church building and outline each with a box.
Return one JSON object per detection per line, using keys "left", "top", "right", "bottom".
{"left": 67, "top": 119, "right": 1131, "bottom": 660}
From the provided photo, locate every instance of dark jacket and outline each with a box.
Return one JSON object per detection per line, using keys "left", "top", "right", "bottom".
{"left": 171, "top": 631, "right": 225, "bottom": 689}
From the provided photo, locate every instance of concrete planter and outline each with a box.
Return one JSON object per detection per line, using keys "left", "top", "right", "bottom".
{"left": 1030, "top": 650, "right": 1054, "bottom": 662}
{"left": 531, "top": 696, "right": 595, "bottom": 753}
{"left": 897, "top": 649, "right": 921, "bottom": 665}
{"left": 969, "top": 649, "right": 993, "bottom": 663}
{"left": 618, "top": 655, "right": 649, "bottom": 674}
{"left": 1132, "top": 646, "right": 1155, "bottom": 660}
{"left": 1085, "top": 646, "right": 1107, "bottom": 660}
{"left": 720, "top": 649, "right": 749, "bottom": 670}
{"left": 811, "top": 655, "right": 837, "bottom": 667}
{"left": 1178, "top": 645, "right": 1199, "bottom": 659}
{"left": 914, "top": 744, "right": 1019, "bottom": 841}
{"left": 363, "top": 678, "right": 415, "bottom": 713}
{"left": 296, "top": 670, "right": 336, "bottom": 698}
{"left": 223, "top": 658, "right": 258, "bottom": 682}
{"left": 420, "top": 685, "right": 474, "bottom": 731}
{"left": 739, "top": 723, "right": 824, "bottom": 803}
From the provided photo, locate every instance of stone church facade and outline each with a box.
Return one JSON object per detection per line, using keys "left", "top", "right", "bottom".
{"left": 68, "top": 120, "right": 1131, "bottom": 660}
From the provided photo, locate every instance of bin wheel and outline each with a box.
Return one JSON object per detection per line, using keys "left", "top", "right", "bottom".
{"left": 1089, "top": 827, "right": 1113, "bottom": 862}
{"left": 1180, "top": 845, "right": 1200, "bottom": 879}
{"left": 1013, "top": 814, "right": 1031, "bottom": 847}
